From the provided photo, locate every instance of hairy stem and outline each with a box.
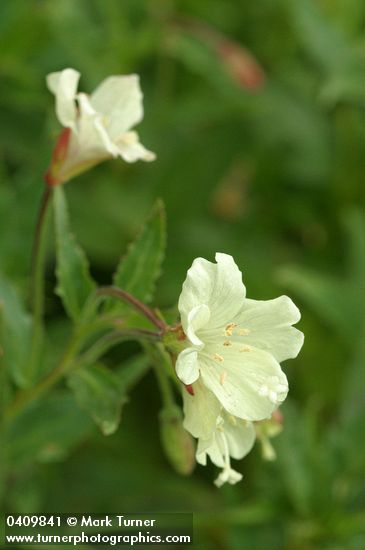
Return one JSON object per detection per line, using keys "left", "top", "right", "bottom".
{"left": 97, "top": 286, "right": 166, "bottom": 332}
{"left": 143, "top": 342, "right": 181, "bottom": 405}
{"left": 5, "top": 324, "right": 162, "bottom": 423}
{"left": 5, "top": 329, "right": 82, "bottom": 422}
{"left": 27, "top": 186, "right": 53, "bottom": 382}
{"left": 76, "top": 328, "right": 161, "bottom": 367}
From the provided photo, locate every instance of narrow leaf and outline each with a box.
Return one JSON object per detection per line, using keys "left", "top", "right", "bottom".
{"left": 0, "top": 274, "right": 32, "bottom": 388}
{"left": 113, "top": 199, "right": 166, "bottom": 305}
{"left": 68, "top": 364, "right": 127, "bottom": 436}
{"left": 53, "top": 186, "right": 96, "bottom": 322}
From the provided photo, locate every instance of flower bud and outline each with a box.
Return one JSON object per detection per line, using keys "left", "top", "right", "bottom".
{"left": 159, "top": 405, "right": 195, "bottom": 476}
{"left": 217, "top": 39, "right": 265, "bottom": 90}
{"left": 255, "top": 411, "right": 284, "bottom": 461}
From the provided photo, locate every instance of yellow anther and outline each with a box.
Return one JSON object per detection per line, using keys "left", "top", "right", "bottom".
{"left": 239, "top": 346, "right": 252, "bottom": 352}
{"left": 220, "top": 372, "right": 227, "bottom": 385}
{"left": 223, "top": 340, "right": 232, "bottom": 347}
{"left": 213, "top": 353, "right": 224, "bottom": 362}
{"left": 224, "top": 323, "right": 237, "bottom": 337}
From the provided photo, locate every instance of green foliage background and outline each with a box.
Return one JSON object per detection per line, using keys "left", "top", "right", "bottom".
{"left": 1, "top": 0, "right": 365, "bottom": 548}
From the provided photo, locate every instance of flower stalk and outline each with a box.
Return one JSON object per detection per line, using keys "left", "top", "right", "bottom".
{"left": 27, "top": 185, "right": 53, "bottom": 383}
{"left": 97, "top": 286, "right": 166, "bottom": 332}
{"left": 5, "top": 321, "right": 162, "bottom": 423}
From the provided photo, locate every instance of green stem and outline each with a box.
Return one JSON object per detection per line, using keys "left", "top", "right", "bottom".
{"left": 76, "top": 328, "right": 161, "bottom": 368}
{"left": 27, "top": 185, "right": 53, "bottom": 383}
{"left": 154, "top": 361, "right": 176, "bottom": 409}
{"left": 97, "top": 286, "right": 166, "bottom": 332}
{"left": 144, "top": 342, "right": 179, "bottom": 408}
{"left": 5, "top": 328, "right": 82, "bottom": 423}
{"left": 5, "top": 324, "right": 162, "bottom": 424}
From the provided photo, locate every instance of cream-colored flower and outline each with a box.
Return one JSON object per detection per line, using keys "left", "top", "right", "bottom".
{"left": 197, "top": 414, "right": 255, "bottom": 487}
{"left": 45, "top": 68, "right": 155, "bottom": 185}
{"left": 176, "top": 253, "right": 304, "bottom": 421}
{"left": 182, "top": 380, "right": 255, "bottom": 487}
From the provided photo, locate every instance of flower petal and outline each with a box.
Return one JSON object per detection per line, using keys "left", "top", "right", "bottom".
{"left": 56, "top": 93, "right": 119, "bottom": 183}
{"left": 179, "top": 253, "right": 246, "bottom": 336}
{"left": 232, "top": 295, "right": 304, "bottom": 362}
{"left": 186, "top": 304, "right": 211, "bottom": 346}
{"left": 200, "top": 346, "right": 288, "bottom": 420}
{"left": 46, "top": 68, "right": 80, "bottom": 129}
{"left": 196, "top": 417, "right": 255, "bottom": 465}
{"left": 222, "top": 418, "right": 256, "bottom": 460}
{"left": 90, "top": 75, "right": 144, "bottom": 139}
{"left": 175, "top": 348, "right": 200, "bottom": 385}
{"left": 182, "top": 380, "right": 221, "bottom": 439}
{"left": 75, "top": 93, "right": 120, "bottom": 158}
{"left": 196, "top": 434, "right": 223, "bottom": 467}
{"left": 117, "top": 131, "right": 156, "bottom": 163}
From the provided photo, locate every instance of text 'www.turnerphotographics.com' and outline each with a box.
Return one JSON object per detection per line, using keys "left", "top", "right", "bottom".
{"left": 4, "top": 514, "right": 193, "bottom": 546}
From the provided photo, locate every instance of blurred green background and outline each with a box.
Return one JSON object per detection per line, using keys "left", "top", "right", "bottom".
{"left": 1, "top": 0, "right": 365, "bottom": 548}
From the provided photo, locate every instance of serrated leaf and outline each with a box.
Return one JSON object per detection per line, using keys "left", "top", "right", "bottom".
{"left": 0, "top": 273, "right": 32, "bottom": 388}
{"left": 112, "top": 199, "right": 166, "bottom": 305}
{"left": 68, "top": 364, "right": 127, "bottom": 436}
{"left": 53, "top": 186, "right": 96, "bottom": 322}
{"left": 6, "top": 392, "right": 93, "bottom": 466}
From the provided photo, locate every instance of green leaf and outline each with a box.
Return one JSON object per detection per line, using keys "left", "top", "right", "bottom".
{"left": 53, "top": 186, "right": 96, "bottom": 322}
{"left": 68, "top": 364, "right": 127, "bottom": 436}
{"left": 0, "top": 274, "right": 32, "bottom": 388}
{"left": 7, "top": 392, "right": 93, "bottom": 466}
{"left": 112, "top": 199, "right": 166, "bottom": 304}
